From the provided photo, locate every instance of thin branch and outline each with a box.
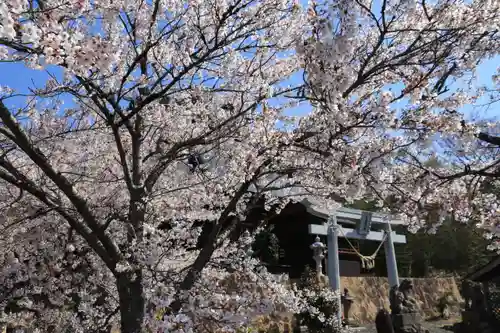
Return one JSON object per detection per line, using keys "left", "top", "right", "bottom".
{"left": 0, "top": 100, "right": 121, "bottom": 266}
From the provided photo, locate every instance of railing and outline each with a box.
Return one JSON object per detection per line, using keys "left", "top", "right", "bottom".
{"left": 487, "top": 288, "right": 500, "bottom": 325}
{"left": 338, "top": 247, "right": 359, "bottom": 255}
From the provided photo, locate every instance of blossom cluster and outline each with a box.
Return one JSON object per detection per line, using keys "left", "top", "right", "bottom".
{"left": 0, "top": 0, "right": 499, "bottom": 331}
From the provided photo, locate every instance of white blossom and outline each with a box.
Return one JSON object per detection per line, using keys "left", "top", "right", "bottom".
{"left": 0, "top": 0, "right": 498, "bottom": 332}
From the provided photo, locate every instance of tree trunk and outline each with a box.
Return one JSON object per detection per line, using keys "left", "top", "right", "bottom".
{"left": 117, "top": 271, "right": 145, "bottom": 333}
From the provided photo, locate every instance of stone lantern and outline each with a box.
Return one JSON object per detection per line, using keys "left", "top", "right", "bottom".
{"left": 310, "top": 236, "right": 326, "bottom": 278}
{"left": 341, "top": 288, "right": 354, "bottom": 327}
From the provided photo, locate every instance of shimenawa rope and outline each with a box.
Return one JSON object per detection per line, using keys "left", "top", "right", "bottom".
{"left": 336, "top": 226, "right": 388, "bottom": 270}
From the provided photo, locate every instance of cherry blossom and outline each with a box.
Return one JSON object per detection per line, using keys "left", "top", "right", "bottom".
{"left": 0, "top": 0, "right": 314, "bottom": 331}
{"left": 0, "top": 0, "right": 499, "bottom": 332}
{"left": 296, "top": 0, "right": 500, "bottom": 236}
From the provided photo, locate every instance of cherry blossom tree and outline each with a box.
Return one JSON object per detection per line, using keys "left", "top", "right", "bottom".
{"left": 1, "top": 0, "right": 500, "bottom": 332}
{"left": 0, "top": 0, "right": 315, "bottom": 331}
{"left": 296, "top": 0, "right": 500, "bottom": 235}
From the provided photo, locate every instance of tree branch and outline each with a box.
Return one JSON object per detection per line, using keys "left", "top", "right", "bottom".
{"left": 477, "top": 132, "right": 500, "bottom": 146}
{"left": 0, "top": 166, "right": 115, "bottom": 270}
{"left": 0, "top": 100, "right": 121, "bottom": 266}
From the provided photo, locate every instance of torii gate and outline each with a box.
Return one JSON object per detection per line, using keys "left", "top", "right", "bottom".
{"left": 303, "top": 199, "right": 407, "bottom": 321}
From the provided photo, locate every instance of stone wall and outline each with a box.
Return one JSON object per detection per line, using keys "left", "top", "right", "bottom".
{"left": 341, "top": 276, "right": 463, "bottom": 324}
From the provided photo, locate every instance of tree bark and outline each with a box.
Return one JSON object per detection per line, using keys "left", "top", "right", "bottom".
{"left": 117, "top": 271, "right": 145, "bottom": 333}
{"left": 478, "top": 132, "right": 500, "bottom": 146}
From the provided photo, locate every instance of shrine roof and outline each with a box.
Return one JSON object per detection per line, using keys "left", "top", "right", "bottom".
{"left": 245, "top": 176, "right": 405, "bottom": 226}
{"left": 466, "top": 256, "right": 500, "bottom": 282}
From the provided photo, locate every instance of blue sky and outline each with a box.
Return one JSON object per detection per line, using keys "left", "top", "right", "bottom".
{"left": 458, "top": 57, "right": 500, "bottom": 121}
{"left": 1, "top": 0, "right": 499, "bottom": 124}
{"left": 0, "top": 62, "right": 66, "bottom": 108}
{"left": 1, "top": 52, "right": 498, "bottom": 129}
{"left": 279, "top": 56, "right": 500, "bottom": 121}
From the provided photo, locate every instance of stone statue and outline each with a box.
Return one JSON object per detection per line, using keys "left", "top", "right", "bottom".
{"left": 460, "top": 280, "right": 491, "bottom": 332}
{"left": 471, "top": 284, "right": 486, "bottom": 313}
{"left": 390, "top": 279, "right": 419, "bottom": 314}
{"left": 460, "top": 279, "right": 474, "bottom": 311}
{"left": 461, "top": 279, "right": 487, "bottom": 314}
{"left": 390, "top": 279, "right": 428, "bottom": 333}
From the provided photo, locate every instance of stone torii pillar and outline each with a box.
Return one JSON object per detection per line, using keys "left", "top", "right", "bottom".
{"left": 327, "top": 216, "right": 341, "bottom": 293}
{"left": 327, "top": 217, "right": 342, "bottom": 324}
{"left": 384, "top": 222, "right": 400, "bottom": 288}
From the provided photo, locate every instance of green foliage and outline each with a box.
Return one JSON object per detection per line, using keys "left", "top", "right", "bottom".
{"left": 252, "top": 226, "right": 284, "bottom": 265}
{"left": 406, "top": 220, "right": 495, "bottom": 277}
{"left": 346, "top": 198, "right": 494, "bottom": 278}
{"left": 296, "top": 266, "right": 317, "bottom": 289}
{"left": 344, "top": 199, "right": 379, "bottom": 211}
{"left": 294, "top": 268, "right": 342, "bottom": 333}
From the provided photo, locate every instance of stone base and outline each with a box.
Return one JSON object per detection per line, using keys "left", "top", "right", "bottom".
{"left": 460, "top": 310, "right": 492, "bottom": 333}
{"left": 461, "top": 310, "right": 481, "bottom": 325}
{"left": 392, "top": 313, "right": 428, "bottom": 333}
{"left": 392, "top": 313, "right": 421, "bottom": 327}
